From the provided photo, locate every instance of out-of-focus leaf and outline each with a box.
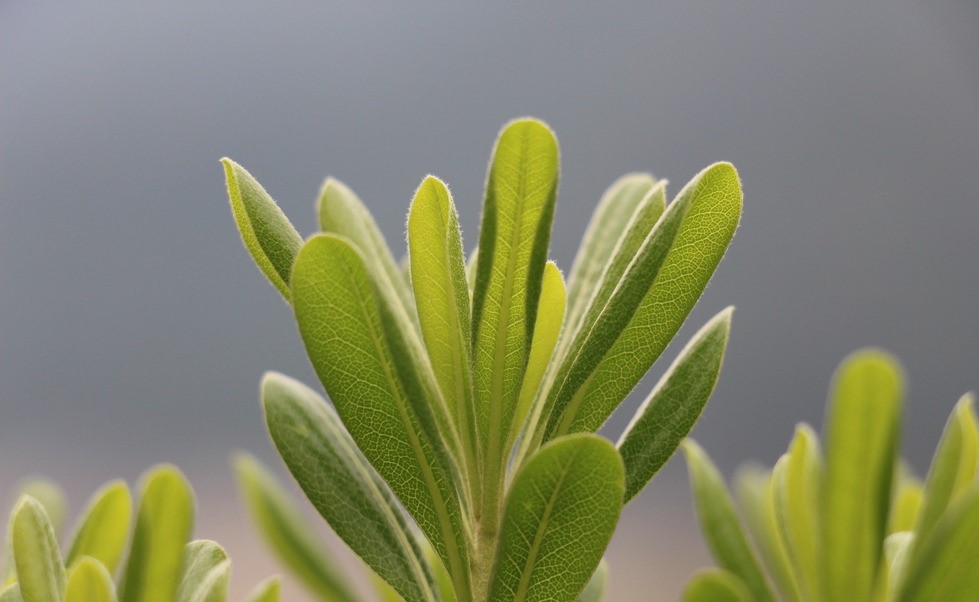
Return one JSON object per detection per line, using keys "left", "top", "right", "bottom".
{"left": 575, "top": 559, "right": 608, "bottom": 602}
{"left": 683, "top": 440, "right": 774, "bottom": 602}
{"left": 617, "top": 308, "right": 732, "bottom": 502}
{"left": 915, "top": 394, "right": 978, "bottom": 539}
{"left": 316, "top": 176, "right": 415, "bottom": 318}
{"left": 4, "top": 478, "right": 67, "bottom": 584}
{"left": 820, "top": 350, "right": 903, "bottom": 602}
{"left": 898, "top": 488, "right": 979, "bottom": 602}
{"left": 542, "top": 163, "right": 742, "bottom": 440}
{"left": 291, "top": 235, "right": 468, "bottom": 598}
{"left": 177, "top": 540, "right": 228, "bottom": 602}
{"left": 119, "top": 465, "right": 195, "bottom": 602}
{"left": 773, "top": 425, "right": 823, "bottom": 602}
{"left": 471, "top": 118, "right": 559, "bottom": 482}
{"left": 734, "top": 467, "right": 800, "bottom": 602}
{"left": 12, "top": 496, "right": 65, "bottom": 602}
{"left": 890, "top": 478, "right": 923, "bottom": 534}
{"left": 65, "top": 480, "right": 132, "bottom": 573}
{"left": 233, "top": 452, "right": 357, "bottom": 602}
{"left": 488, "top": 434, "right": 623, "bottom": 602}
{"left": 0, "top": 584, "right": 21, "bottom": 602}
{"left": 244, "top": 578, "right": 280, "bottom": 602}
{"left": 879, "top": 532, "right": 913, "bottom": 601}
{"left": 222, "top": 158, "right": 303, "bottom": 301}
{"left": 682, "top": 569, "right": 753, "bottom": 602}
{"left": 65, "top": 557, "right": 117, "bottom": 602}
{"left": 261, "top": 372, "right": 439, "bottom": 602}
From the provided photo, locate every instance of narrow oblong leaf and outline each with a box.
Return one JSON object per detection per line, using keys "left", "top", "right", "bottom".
{"left": 683, "top": 440, "right": 774, "bottom": 602}
{"left": 66, "top": 557, "right": 117, "bottom": 602}
{"left": 186, "top": 561, "right": 230, "bottom": 602}
{"left": 65, "top": 480, "right": 132, "bottom": 573}
{"left": 317, "top": 176, "right": 415, "bottom": 318}
{"left": 12, "top": 496, "right": 66, "bottom": 602}
{"left": 617, "top": 307, "right": 732, "bottom": 502}
{"left": 682, "top": 569, "right": 753, "bottom": 602}
{"left": 177, "top": 540, "right": 228, "bottom": 602}
{"left": 488, "top": 434, "right": 624, "bottom": 602}
{"left": 564, "top": 173, "right": 659, "bottom": 328}
{"left": 408, "top": 175, "right": 477, "bottom": 468}
{"left": 244, "top": 578, "right": 280, "bottom": 602}
{"left": 733, "top": 467, "right": 801, "bottom": 602}
{"left": 0, "top": 585, "right": 21, "bottom": 602}
{"left": 880, "top": 532, "right": 913, "bottom": 601}
{"left": 889, "top": 476, "right": 923, "bottom": 534}
{"left": 261, "top": 372, "right": 439, "bottom": 602}
{"left": 897, "top": 488, "right": 979, "bottom": 602}
{"left": 543, "top": 163, "right": 742, "bottom": 440}
{"left": 119, "top": 465, "right": 195, "bottom": 602}
{"left": 471, "top": 118, "right": 559, "bottom": 474}
{"left": 222, "top": 158, "right": 303, "bottom": 301}
{"left": 233, "top": 453, "right": 357, "bottom": 602}
{"left": 290, "top": 234, "right": 469, "bottom": 598}
{"left": 10, "top": 480, "right": 67, "bottom": 541}
{"left": 820, "top": 350, "right": 903, "bottom": 602}
{"left": 575, "top": 559, "right": 608, "bottom": 602}
{"left": 914, "top": 394, "right": 978, "bottom": 539}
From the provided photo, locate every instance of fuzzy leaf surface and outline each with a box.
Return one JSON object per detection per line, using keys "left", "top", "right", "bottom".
{"left": 65, "top": 480, "right": 132, "bottom": 574}
{"left": 682, "top": 569, "right": 753, "bottom": 602}
{"left": 177, "top": 540, "right": 228, "bottom": 602}
{"left": 12, "top": 497, "right": 65, "bottom": 602}
{"left": 488, "top": 434, "right": 623, "bottom": 602}
{"left": 244, "top": 578, "right": 281, "bottom": 602}
{"left": 65, "top": 557, "right": 116, "bottom": 602}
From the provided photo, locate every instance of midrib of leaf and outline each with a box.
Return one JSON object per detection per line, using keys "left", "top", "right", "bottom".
{"left": 343, "top": 259, "right": 470, "bottom": 602}
{"left": 512, "top": 449, "right": 576, "bottom": 602}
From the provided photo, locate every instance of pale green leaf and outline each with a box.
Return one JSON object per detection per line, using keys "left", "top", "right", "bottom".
{"left": 488, "top": 434, "right": 623, "bottom": 602}
{"left": 914, "top": 394, "right": 978, "bottom": 539}
{"left": 66, "top": 557, "right": 117, "bottom": 602}
{"left": 683, "top": 440, "right": 774, "bottom": 602}
{"left": 177, "top": 540, "right": 228, "bottom": 602}
{"left": 222, "top": 158, "right": 303, "bottom": 301}
{"left": 233, "top": 452, "right": 357, "bottom": 602}
{"left": 897, "top": 488, "right": 979, "bottom": 602}
{"left": 617, "top": 307, "right": 732, "bottom": 502}
{"left": 408, "top": 175, "right": 478, "bottom": 471}
{"left": 291, "top": 234, "right": 469, "bottom": 598}
{"left": 575, "top": 559, "right": 608, "bottom": 602}
{"left": 682, "top": 569, "right": 753, "bottom": 602}
{"left": 244, "top": 577, "right": 281, "bottom": 602}
{"left": 733, "top": 467, "right": 801, "bottom": 602}
{"left": 12, "top": 496, "right": 65, "bottom": 602}
{"left": 4, "top": 478, "right": 67, "bottom": 584}
{"left": 820, "top": 350, "right": 903, "bottom": 602}
{"left": 542, "top": 163, "right": 742, "bottom": 440}
{"left": 773, "top": 425, "right": 823, "bottom": 602}
{"left": 0, "top": 584, "right": 20, "bottom": 602}
{"left": 889, "top": 478, "right": 923, "bottom": 534}
{"left": 471, "top": 118, "right": 559, "bottom": 478}
{"left": 466, "top": 249, "right": 479, "bottom": 297}
{"left": 260, "top": 372, "right": 439, "bottom": 602}
{"left": 880, "top": 532, "right": 913, "bottom": 601}
{"left": 317, "top": 176, "right": 415, "bottom": 319}
{"left": 65, "top": 480, "right": 132, "bottom": 574}
{"left": 119, "top": 464, "right": 195, "bottom": 602}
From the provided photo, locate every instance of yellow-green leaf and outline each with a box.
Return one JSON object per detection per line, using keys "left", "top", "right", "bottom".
{"left": 682, "top": 569, "right": 753, "bottom": 602}
{"left": 244, "top": 577, "right": 280, "bottom": 602}
{"left": 65, "top": 480, "right": 132, "bottom": 574}
{"left": 177, "top": 540, "right": 228, "bottom": 602}
{"left": 12, "top": 496, "right": 65, "bottom": 602}
{"left": 65, "top": 557, "right": 116, "bottom": 602}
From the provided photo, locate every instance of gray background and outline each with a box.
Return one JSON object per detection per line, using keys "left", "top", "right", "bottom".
{"left": 2, "top": 1, "right": 977, "bottom": 599}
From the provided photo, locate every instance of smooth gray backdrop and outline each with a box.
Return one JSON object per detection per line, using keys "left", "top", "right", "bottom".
{"left": 2, "top": 1, "right": 977, "bottom": 599}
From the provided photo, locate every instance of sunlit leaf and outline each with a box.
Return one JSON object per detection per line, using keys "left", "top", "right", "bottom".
{"left": 65, "top": 557, "right": 116, "bottom": 602}
{"left": 12, "top": 496, "right": 65, "bottom": 602}
{"left": 65, "top": 480, "right": 132, "bottom": 574}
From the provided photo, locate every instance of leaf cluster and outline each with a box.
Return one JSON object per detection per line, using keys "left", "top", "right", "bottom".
{"left": 225, "top": 118, "right": 742, "bottom": 601}
{"left": 0, "top": 465, "right": 278, "bottom": 602}
{"left": 684, "top": 349, "right": 979, "bottom": 602}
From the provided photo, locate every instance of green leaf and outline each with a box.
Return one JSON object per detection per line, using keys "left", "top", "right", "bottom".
{"left": 119, "top": 464, "right": 195, "bottom": 602}
{"left": 897, "top": 488, "right": 979, "bottom": 602}
{"left": 488, "top": 434, "right": 624, "bottom": 602}
{"left": 222, "top": 158, "right": 303, "bottom": 301}
{"left": 317, "top": 176, "right": 415, "bottom": 319}
{"left": 889, "top": 477, "right": 923, "bottom": 534}
{"left": 260, "top": 372, "right": 440, "bottom": 602}
{"left": 177, "top": 540, "right": 228, "bottom": 602}
{"left": 4, "top": 478, "right": 67, "bottom": 583}
{"left": 290, "top": 234, "right": 469, "bottom": 598}
{"left": 65, "top": 480, "right": 132, "bottom": 574}
{"left": 914, "top": 394, "right": 978, "bottom": 539}
{"left": 772, "top": 425, "right": 823, "bottom": 602}
{"left": 0, "top": 584, "right": 21, "bottom": 602}
{"left": 66, "top": 557, "right": 117, "bottom": 602}
{"left": 12, "top": 496, "right": 66, "bottom": 602}
{"left": 471, "top": 118, "right": 559, "bottom": 476}
{"left": 408, "top": 175, "right": 478, "bottom": 471}
{"left": 233, "top": 452, "right": 357, "bottom": 602}
{"left": 617, "top": 307, "right": 732, "bottom": 502}
{"left": 575, "top": 559, "right": 608, "bottom": 602}
{"left": 564, "top": 173, "right": 660, "bottom": 333}
{"left": 244, "top": 578, "right": 280, "bottom": 602}
{"left": 820, "top": 350, "right": 903, "bottom": 602}
{"left": 682, "top": 569, "right": 753, "bottom": 602}
{"left": 733, "top": 467, "right": 801, "bottom": 602}
{"left": 512, "top": 261, "right": 566, "bottom": 451}
{"left": 542, "top": 163, "right": 742, "bottom": 440}
{"left": 683, "top": 440, "right": 774, "bottom": 602}
{"left": 880, "top": 532, "right": 913, "bottom": 601}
